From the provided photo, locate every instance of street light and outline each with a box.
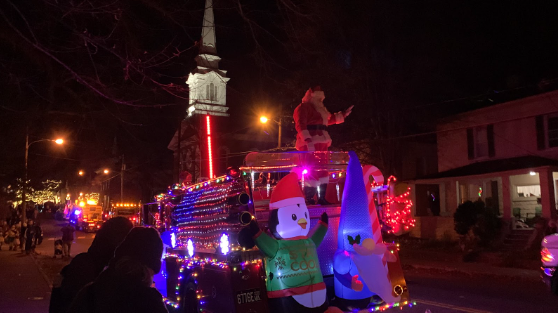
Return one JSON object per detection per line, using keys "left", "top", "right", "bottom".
{"left": 259, "top": 115, "right": 282, "bottom": 149}
{"left": 22, "top": 134, "right": 64, "bottom": 230}
{"left": 78, "top": 170, "right": 84, "bottom": 176}
{"left": 103, "top": 169, "right": 109, "bottom": 174}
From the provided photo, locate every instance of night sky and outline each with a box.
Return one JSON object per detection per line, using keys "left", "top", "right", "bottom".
{"left": 2, "top": 0, "right": 558, "bottom": 200}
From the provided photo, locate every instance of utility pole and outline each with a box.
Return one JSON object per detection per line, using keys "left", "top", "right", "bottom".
{"left": 277, "top": 119, "right": 282, "bottom": 149}
{"left": 21, "top": 127, "right": 28, "bottom": 230}
{"left": 121, "top": 154, "right": 125, "bottom": 202}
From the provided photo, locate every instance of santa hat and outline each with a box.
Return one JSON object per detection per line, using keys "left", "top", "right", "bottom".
{"left": 302, "top": 86, "right": 325, "bottom": 103}
{"left": 269, "top": 172, "right": 305, "bottom": 210}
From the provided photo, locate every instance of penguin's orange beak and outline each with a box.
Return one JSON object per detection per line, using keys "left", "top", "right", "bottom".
{"left": 297, "top": 218, "right": 308, "bottom": 230}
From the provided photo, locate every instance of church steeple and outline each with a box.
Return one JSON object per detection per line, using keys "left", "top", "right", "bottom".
{"left": 186, "top": 0, "right": 230, "bottom": 117}
{"left": 200, "top": 0, "right": 217, "bottom": 55}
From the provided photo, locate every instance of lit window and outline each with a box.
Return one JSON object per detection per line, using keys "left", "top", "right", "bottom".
{"left": 516, "top": 185, "right": 541, "bottom": 198}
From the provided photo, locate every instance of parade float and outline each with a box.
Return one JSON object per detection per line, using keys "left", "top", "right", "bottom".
{"left": 154, "top": 150, "right": 415, "bottom": 313}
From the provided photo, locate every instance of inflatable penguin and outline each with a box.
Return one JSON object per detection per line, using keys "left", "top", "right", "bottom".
{"left": 238, "top": 172, "right": 330, "bottom": 313}
{"left": 333, "top": 151, "right": 400, "bottom": 310}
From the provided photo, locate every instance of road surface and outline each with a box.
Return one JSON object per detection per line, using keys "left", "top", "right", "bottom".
{"left": 35, "top": 218, "right": 95, "bottom": 257}
{"left": 12, "top": 217, "right": 558, "bottom": 312}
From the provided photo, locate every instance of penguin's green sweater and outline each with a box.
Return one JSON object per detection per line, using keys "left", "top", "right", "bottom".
{"left": 253, "top": 221, "right": 328, "bottom": 298}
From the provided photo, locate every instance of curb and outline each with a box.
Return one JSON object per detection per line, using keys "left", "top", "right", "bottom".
{"left": 30, "top": 253, "right": 54, "bottom": 289}
{"left": 401, "top": 262, "right": 541, "bottom": 282}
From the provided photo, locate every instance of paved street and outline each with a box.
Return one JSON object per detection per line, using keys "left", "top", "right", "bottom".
{"left": 0, "top": 251, "right": 51, "bottom": 313}
{"left": 401, "top": 269, "right": 558, "bottom": 313}
{"left": 0, "top": 217, "right": 95, "bottom": 313}
{"left": 34, "top": 218, "right": 95, "bottom": 258}
{"left": 3, "top": 218, "right": 558, "bottom": 312}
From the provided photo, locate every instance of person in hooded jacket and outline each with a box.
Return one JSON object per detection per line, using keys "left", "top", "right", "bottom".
{"left": 49, "top": 217, "right": 133, "bottom": 313}
{"left": 67, "top": 226, "right": 167, "bottom": 313}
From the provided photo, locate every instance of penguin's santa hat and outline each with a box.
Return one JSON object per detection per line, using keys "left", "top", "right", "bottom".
{"left": 269, "top": 172, "right": 305, "bottom": 210}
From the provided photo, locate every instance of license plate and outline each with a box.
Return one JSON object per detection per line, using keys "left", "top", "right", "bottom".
{"left": 236, "top": 288, "right": 262, "bottom": 304}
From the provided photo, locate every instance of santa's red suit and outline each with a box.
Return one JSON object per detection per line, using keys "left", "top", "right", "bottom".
{"left": 293, "top": 87, "right": 350, "bottom": 205}
{"left": 294, "top": 90, "right": 345, "bottom": 151}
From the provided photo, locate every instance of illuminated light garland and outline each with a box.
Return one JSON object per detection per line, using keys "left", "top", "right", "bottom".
{"left": 375, "top": 177, "right": 416, "bottom": 235}
{"left": 162, "top": 255, "right": 264, "bottom": 310}
{"left": 357, "top": 301, "right": 416, "bottom": 312}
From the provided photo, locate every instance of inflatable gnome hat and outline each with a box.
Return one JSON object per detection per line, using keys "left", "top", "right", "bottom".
{"left": 338, "top": 151, "right": 374, "bottom": 252}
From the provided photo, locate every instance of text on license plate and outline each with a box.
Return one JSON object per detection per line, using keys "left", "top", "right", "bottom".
{"left": 236, "top": 289, "right": 262, "bottom": 304}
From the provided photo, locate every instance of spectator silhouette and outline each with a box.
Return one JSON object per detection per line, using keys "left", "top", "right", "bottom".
{"left": 68, "top": 227, "right": 167, "bottom": 313}
{"left": 49, "top": 217, "right": 133, "bottom": 313}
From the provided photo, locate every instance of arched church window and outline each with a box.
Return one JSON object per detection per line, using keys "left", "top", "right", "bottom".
{"left": 206, "top": 85, "right": 209, "bottom": 100}
{"left": 210, "top": 83, "right": 215, "bottom": 101}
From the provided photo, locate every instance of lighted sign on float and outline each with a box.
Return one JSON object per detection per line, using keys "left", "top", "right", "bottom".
{"left": 220, "top": 233, "right": 230, "bottom": 255}
{"left": 187, "top": 239, "right": 194, "bottom": 258}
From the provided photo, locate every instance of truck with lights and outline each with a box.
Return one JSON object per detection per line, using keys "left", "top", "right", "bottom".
{"left": 112, "top": 202, "right": 141, "bottom": 225}
{"left": 155, "top": 151, "right": 414, "bottom": 313}
{"left": 69, "top": 203, "right": 103, "bottom": 232}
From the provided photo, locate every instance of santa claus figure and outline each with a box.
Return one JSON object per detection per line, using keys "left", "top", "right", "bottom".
{"left": 293, "top": 86, "right": 353, "bottom": 204}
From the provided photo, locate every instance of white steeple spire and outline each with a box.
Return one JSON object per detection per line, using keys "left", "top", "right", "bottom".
{"left": 200, "top": 0, "right": 217, "bottom": 55}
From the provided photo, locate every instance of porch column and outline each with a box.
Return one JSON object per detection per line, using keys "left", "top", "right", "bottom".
{"left": 539, "top": 167, "right": 557, "bottom": 219}
{"left": 444, "top": 180, "right": 457, "bottom": 215}
{"left": 501, "top": 175, "right": 512, "bottom": 219}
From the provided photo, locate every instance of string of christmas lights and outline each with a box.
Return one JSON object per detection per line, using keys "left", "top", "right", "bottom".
{"left": 378, "top": 176, "right": 416, "bottom": 235}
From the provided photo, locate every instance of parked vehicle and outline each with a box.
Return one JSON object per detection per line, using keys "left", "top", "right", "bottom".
{"left": 541, "top": 233, "right": 558, "bottom": 294}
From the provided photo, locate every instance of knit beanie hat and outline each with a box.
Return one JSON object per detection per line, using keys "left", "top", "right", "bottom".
{"left": 88, "top": 216, "right": 134, "bottom": 265}
{"left": 113, "top": 227, "right": 163, "bottom": 273}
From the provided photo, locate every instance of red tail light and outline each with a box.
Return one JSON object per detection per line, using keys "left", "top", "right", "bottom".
{"left": 542, "top": 247, "right": 555, "bottom": 262}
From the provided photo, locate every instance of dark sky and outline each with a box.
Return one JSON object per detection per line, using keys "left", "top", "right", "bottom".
{"left": 1, "top": 0, "right": 558, "bottom": 196}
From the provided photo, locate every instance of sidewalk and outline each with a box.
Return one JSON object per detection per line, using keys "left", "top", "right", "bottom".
{"left": 399, "top": 248, "right": 541, "bottom": 282}
{"left": 0, "top": 250, "right": 51, "bottom": 313}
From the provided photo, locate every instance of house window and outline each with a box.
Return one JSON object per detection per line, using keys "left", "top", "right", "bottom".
{"left": 467, "top": 125, "right": 495, "bottom": 159}
{"left": 548, "top": 114, "right": 558, "bottom": 148}
{"left": 536, "top": 113, "right": 558, "bottom": 149}
{"left": 516, "top": 185, "right": 541, "bottom": 198}
{"left": 474, "top": 127, "right": 488, "bottom": 158}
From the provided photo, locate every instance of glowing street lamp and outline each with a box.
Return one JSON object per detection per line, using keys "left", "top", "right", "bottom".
{"left": 22, "top": 133, "right": 64, "bottom": 230}
{"left": 259, "top": 115, "right": 282, "bottom": 148}
{"left": 103, "top": 169, "right": 109, "bottom": 174}
{"left": 78, "top": 170, "right": 84, "bottom": 176}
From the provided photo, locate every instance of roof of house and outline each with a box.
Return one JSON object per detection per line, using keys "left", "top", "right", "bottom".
{"left": 416, "top": 155, "right": 558, "bottom": 180}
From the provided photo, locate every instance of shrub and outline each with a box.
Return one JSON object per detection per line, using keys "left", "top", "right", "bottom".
{"left": 454, "top": 200, "right": 501, "bottom": 249}
{"left": 453, "top": 201, "right": 480, "bottom": 236}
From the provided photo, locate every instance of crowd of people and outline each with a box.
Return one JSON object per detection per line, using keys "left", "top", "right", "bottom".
{"left": 1, "top": 207, "right": 43, "bottom": 254}
{"left": 49, "top": 217, "right": 168, "bottom": 313}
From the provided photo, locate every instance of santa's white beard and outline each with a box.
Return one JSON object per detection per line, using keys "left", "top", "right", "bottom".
{"left": 312, "top": 100, "right": 330, "bottom": 125}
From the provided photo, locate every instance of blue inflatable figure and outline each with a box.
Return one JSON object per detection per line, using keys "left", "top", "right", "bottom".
{"left": 333, "top": 151, "right": 400, "bottom": 310}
